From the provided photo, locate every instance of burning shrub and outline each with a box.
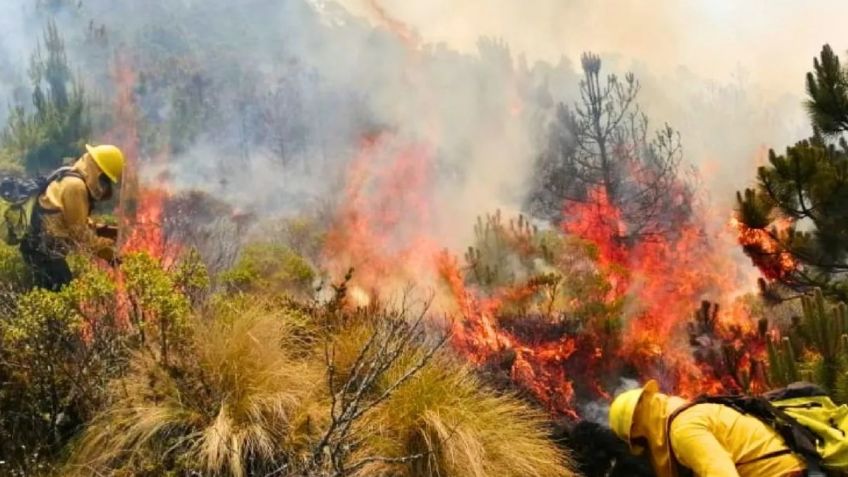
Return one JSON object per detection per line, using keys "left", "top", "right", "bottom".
{"left": 463, "top": 210, "right": 622, "bottom": 330}
{"left": 442, "top": 211, "right": 627, "bottom": 418}
{"left": 0, "top": 242, "right": 221, "bottom": 473}
{"left": 685, "top": 300, "right": 769, "bottom": 394}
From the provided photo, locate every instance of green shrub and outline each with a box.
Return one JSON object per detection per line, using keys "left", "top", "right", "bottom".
{"left": 0, "top": 242, "right": 31, "bottom": 289}
{"left": 0, "top": 263, "right": 124, "bottom": 473}
{"left": 121, "top": 252, "right": 192, "bottom": 365}
{"left": 220, "top": 243, "right": 315, "bottom": 297}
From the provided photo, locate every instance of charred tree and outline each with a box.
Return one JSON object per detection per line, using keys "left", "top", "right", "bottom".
{"left": 528, "top": 52, "right": 694, "bottom": 244}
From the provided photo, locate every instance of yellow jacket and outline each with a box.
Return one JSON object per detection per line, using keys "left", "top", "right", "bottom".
{"left": 37, "top": 156, "right": 115, "bottom": 260}
{"left": 634, "top": 392, "right": 805, "bottom": 477}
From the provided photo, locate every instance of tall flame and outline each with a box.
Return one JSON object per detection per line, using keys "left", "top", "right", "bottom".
{"left": 322, "top": 133, "right": 440, "bottom": 303}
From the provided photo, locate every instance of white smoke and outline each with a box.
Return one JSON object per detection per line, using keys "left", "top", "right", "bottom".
{"left": 580, "top": 378, "right": 641, "bottom": 425}
{"left": 0, "top": 0, "right": 832, "bottom": 261}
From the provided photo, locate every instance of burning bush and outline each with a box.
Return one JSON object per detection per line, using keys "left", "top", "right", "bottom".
{"left": 442, "top": 210, "right": 627, "bottom": 418}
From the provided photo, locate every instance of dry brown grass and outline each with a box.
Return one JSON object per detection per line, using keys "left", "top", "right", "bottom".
{"left": 329, "top": 316, "right": 576, "bottom": 477}
{"left": 64, "top": 304, "right": 326, "bottom": 476}
{"left": 63, "top": 300, "right": 576, "bottom": 477}
{"left": 352, "top": 353, "right": 576, "bottom": 477}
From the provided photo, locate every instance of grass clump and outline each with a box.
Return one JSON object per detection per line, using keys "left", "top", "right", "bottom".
{"left": 64, "top": 304, "right": 325, "bottom": 476}
{"left": 357, "top": 353, "right": 573, "bottom": 477}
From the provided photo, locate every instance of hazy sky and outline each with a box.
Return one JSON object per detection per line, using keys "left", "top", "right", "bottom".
{"left": 337, "top": 0, "right": 848, "bottom": 97}
{"left": 328, "top": 0, "right": 848, "bottom": 204}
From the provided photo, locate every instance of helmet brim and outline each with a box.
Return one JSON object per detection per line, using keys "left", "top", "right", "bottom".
{"left": 86, "top": 144, "right": 120, "bottom": 183}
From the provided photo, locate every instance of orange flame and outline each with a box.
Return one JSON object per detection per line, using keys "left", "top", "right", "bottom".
{"left": 432, "top": 186, "right": 769, "bottom": 417}
{"left": 563, "top": 188, "right": 765, "bottom": 397}
{"left": 325, "top": 130, "right": 770, "bottom": 417}
{"left": 732, "top": 216, "right": 797, "bottom": 281}
{"left": 103, "top": 55, "right": 178, "bottom": 327}
{"left": 107, "top": 55, "right": 176, "bottom": 264}
{"left": 322, "top": 133, "right": 440, "bottom": 301}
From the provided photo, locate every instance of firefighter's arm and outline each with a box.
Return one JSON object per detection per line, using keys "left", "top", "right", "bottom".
{"left": 669, "top": 409, "right": 741, "bottom": 477}
{"left": 61, "top": 180, "right": 116, "bottom": 260}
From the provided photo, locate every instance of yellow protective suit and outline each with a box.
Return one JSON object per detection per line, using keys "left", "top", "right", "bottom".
{"left": 632, "top": 391, "right": 805, "bottom": 477}
{"left": 37, "top": 155, "right": 115, "bottom": 260}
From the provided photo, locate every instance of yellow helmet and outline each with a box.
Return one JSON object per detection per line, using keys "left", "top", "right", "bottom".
{"left": 86, "top": 144, "right": 125, "bottom": 183}
{"left": 609, "top": 379, "right": 658, "bottom": 453}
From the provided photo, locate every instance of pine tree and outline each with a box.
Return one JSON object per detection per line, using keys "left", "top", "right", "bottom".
{"left": 527, "top": 52, "right": 694, "bottom": 243}
{"left": 0, "top": 20, "right": 90, "bottom": 174}
{"left": 736, "top": 45, "right": 848, "bottom": 300}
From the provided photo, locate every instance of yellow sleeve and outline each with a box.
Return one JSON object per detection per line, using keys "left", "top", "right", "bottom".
{"left": 60, "top": 179, "right": 115, "bottom": 259}
{"left": 670, "top": 408, "right": 741, "bottom": 477}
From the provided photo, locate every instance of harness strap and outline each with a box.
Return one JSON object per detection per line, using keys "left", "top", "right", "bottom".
{"left": 737, "top": 448, "right": 793, "bottom": 466}
{"left": 24, "top": 169, "right": 90, "bottom": 257}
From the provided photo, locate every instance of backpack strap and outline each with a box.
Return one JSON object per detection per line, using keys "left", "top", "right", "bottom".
{"left": 27, "top": 168, "right": 91, "bottom": 237}
{"left": 666, "top": 399, "right": 701, "bottom": 476}
{"left": 666, "top": 396, "right": 827, "bottom": 477}
{"left": 34, "top": 168, "right": 91, "bottom": 216}
{"left": 44, "top": 167, "right": 86, "bottom": 193}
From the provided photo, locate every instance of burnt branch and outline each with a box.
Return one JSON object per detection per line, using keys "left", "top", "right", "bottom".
{"left": 306, "top": 295, "right": 448, "bottom": 476}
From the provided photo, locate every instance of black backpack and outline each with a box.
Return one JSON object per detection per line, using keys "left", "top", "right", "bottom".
{"left": 0, "top": 167, "right": 82, "bottom": 245}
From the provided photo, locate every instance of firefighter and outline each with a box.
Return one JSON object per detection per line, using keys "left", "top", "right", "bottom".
{"left": 20, "top": 144, "right": 125, "bottom": 291}
{"left": 609, "top": 380, "right": 805, "bottom": 477}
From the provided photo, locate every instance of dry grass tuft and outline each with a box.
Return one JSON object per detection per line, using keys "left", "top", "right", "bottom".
{"left": 64, "top": 304, "right": 326, "bottom": 476}
{"left": 354, "top": 354, "right": 576, "bottom": 477}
